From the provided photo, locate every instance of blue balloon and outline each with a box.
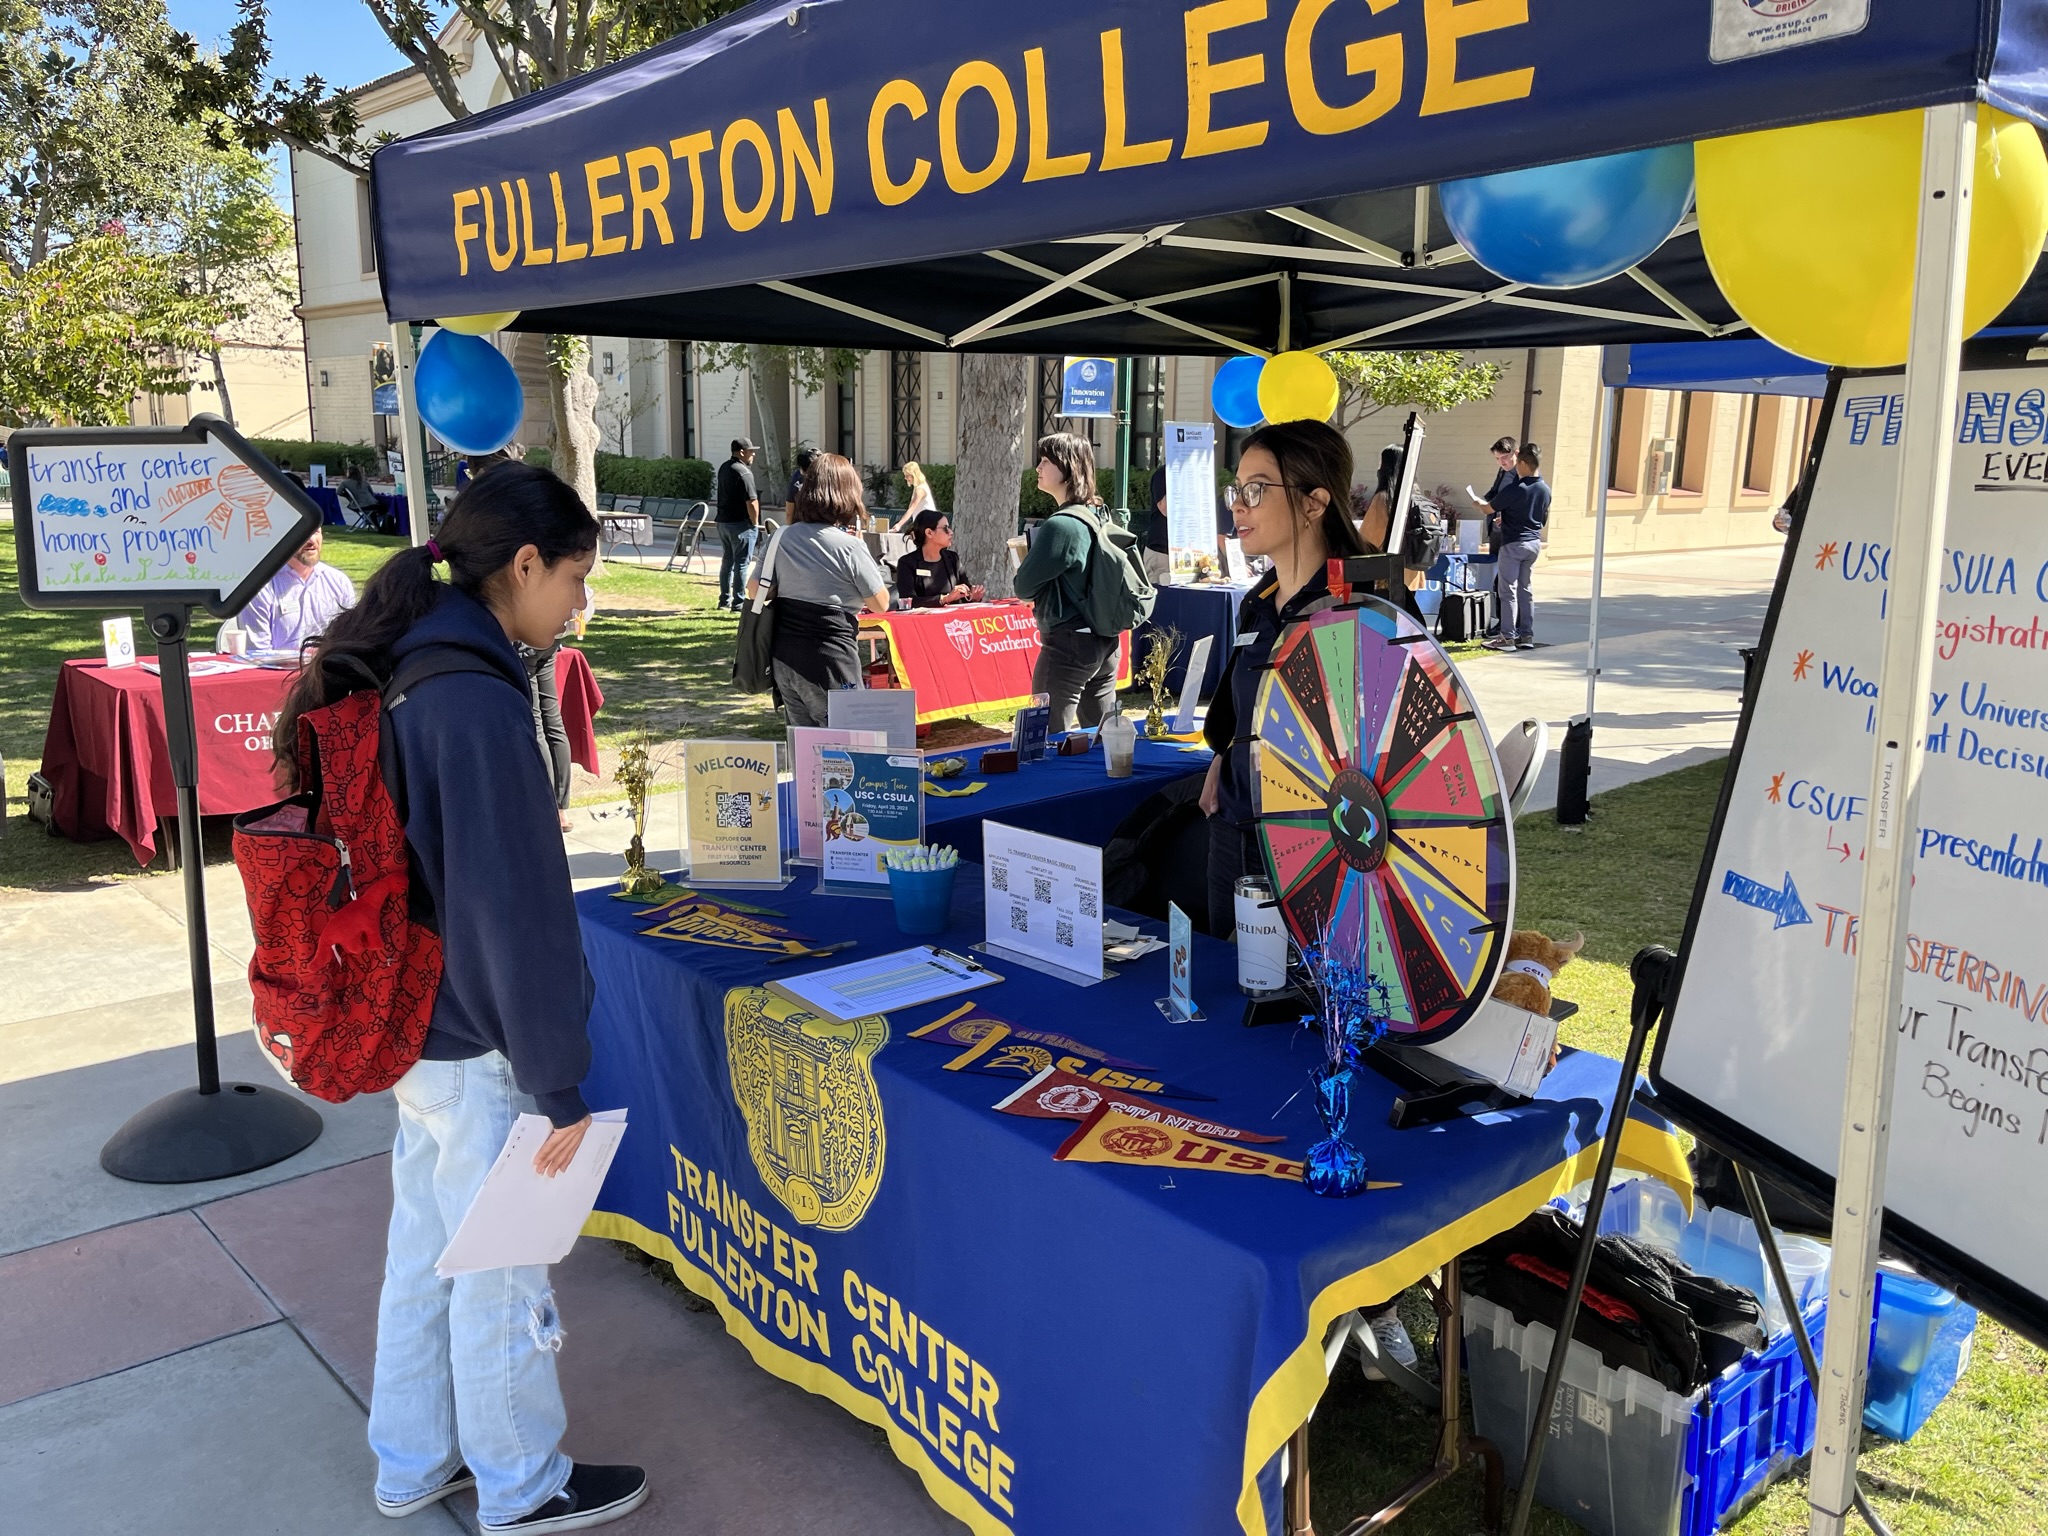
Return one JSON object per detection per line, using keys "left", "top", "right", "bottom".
{"left": 1440, "top": 144, "right": 1695, "bottom": 290}
{"left": 415, "top": 330, "right": 525, "bottom": 455}
{"left": 1211, "top": 354, "right": 1266, "bottom": 429}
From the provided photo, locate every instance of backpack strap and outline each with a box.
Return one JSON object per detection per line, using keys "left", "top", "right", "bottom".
{"left": 383, "top": 647, "right": 522, "bottom": 709}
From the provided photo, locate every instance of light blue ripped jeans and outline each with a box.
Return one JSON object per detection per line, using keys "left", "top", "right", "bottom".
{"left": 369, "top": 1052, "right": 573, "bottom": 1527}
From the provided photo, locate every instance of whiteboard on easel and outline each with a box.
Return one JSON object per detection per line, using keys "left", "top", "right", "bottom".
{"left": 1652, "top": 355, "right": 2048, "bottom": 1337}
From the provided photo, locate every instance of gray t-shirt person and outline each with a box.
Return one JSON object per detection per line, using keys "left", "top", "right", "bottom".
{"left": 770, "top": 522, "right": 886, "bottom": 607}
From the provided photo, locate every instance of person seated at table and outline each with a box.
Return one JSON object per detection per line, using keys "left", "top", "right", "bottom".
{"left": 749, "top": 452, "right": 891, "bottom": 728}
{"left": 269, "top": 463, "right": 647, "bottom": 1531}
{"left": 894, "top": 510, "right": 984, "bottom": 607}
{"left": 338, "top": 464, "right": 391, "bottom": 533}
{"left": 238, "top": 526, "right": 357, "bottom": 656}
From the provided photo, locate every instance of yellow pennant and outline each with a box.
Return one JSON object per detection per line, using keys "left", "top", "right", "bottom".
{"left": 1055, "top": 1103, "right": 1400, "bottom": 1188}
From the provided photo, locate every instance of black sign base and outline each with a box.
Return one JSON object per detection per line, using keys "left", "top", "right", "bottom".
{"left": 99, "top": 1081, "right": 323, "bottom": 1184}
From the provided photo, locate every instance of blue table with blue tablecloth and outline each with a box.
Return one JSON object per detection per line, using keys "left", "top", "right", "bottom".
{"left": 1138, "top": 580, "right": 1251, "bottom": 702}
{"left": 919, "top": 734, "right": 1208, "bottom": 865}
{"left": 310, "top": 483, "right": 412, "bottom": 537}
{"left": 575, "top": 873, "right": 1692, "bottom": 1536}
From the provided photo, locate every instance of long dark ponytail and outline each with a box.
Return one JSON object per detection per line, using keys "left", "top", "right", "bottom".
{"left": 271, "top": 462, "right": 597, "bottom": 789}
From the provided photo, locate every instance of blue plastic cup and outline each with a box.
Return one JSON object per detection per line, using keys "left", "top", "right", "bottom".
{"left": 888, "top": 863, "right": 957, "bottom": 935}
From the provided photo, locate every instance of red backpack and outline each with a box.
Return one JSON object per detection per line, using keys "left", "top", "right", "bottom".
{"left": 232, "top": 651, "right": 506, "bottom": 1102}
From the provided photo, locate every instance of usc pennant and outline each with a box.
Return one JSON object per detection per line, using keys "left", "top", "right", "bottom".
{"left": 1054, "top": 1103, "right": 1312, "bottom": 1182}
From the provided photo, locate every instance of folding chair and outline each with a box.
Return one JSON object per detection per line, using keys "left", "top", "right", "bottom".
{"left": 1493, "top": 718, "right": 1550, "bottom": 818}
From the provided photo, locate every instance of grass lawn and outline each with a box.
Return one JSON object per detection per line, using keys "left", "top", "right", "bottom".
{"left": 5, "top": 528, "right": 2043, "bottom": 1530}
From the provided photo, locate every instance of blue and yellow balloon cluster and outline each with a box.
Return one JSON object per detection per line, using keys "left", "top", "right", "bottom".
{"left": 417, "top": 312, "right": 526, "bottom": 455}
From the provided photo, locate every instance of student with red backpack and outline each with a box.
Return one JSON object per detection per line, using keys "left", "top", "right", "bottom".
{"left": 250, "top": 464, "right": 645, "bottom": 1532}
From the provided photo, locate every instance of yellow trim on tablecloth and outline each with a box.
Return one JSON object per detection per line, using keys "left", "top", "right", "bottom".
{"left": 1231, "top": 1118, "right": 1689, "bottom": 1536}
{"left": 585, "top": 1210, "right": 1014, "bottom": 1536}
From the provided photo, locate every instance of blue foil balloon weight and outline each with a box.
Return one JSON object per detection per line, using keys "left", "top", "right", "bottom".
{"left": 1440, "top": 143, "right": 1695, "bottom": 289}
{"left": 1304, "top": 1063, "right": 1370, "bottom": 1198}
{"left": 415, "top": 329, "right": 526, "bottom": 454}
{"left": 1211, "top": 355, "right": 1266, "bottom": 429}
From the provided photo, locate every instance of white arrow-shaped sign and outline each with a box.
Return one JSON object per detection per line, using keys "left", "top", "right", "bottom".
{"left": 10, "top": 414, "right": 323, "bottom": 617}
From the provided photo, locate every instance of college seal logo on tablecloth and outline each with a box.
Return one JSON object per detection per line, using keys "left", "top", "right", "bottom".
{"left": 724, "top": 986, "right": 887, "bottom": 1231}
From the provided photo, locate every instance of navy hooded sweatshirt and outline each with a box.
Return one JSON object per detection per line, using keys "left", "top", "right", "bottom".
{"left": 379, "top": 585, "right": 593, "bottom": 1126}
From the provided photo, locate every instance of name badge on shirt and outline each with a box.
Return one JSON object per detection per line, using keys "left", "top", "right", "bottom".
{"left": 918, "top": 568, "right": 933, "bottom": 578}
{"left": 1234, "top": 630, "right": 1258, "bottom": 648}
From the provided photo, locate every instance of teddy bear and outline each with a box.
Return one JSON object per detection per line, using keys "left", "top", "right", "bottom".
{"left": 1492, "top": 930, "right": 1585, "bottom": 1016}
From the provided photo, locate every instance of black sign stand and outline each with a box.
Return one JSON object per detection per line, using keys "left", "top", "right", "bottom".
{"left": 96, "top": 603, "right": 323, "bottom": 1183}
{"left": 10, "top": 416, "right": 328, "bottom": 1184}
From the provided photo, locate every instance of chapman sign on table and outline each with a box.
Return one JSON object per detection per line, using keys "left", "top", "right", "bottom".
{"left": 1656, "top": 358, "right": 2048, "bottom": 1334}
{"left": 11, "top": 417, "right": 319, "bottom": 616}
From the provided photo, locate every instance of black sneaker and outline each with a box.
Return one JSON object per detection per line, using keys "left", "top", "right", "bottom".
{"left": 487, "top": 1465, "right": 649, "bottom": 1533}
{"left": 376, "top": 1464, "right": 475, "bottom": 1518}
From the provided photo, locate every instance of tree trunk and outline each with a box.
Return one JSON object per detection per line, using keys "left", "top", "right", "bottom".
{"left": 954, "top": 354, "right": 1033, "bottom": 599}
{"left": 744, "top": 343, "right": 791, "bottom": 508}
{"left": 208, "top": 343, "right": 235, "bottom": 426}
{"left": 548, "top": 338, "right": 604, "bottom": 573}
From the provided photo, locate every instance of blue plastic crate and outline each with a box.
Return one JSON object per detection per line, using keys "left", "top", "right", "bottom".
{"left": 1865, "top": 1269, "right": 1977, "bottom": 1441}
{"left": 1679, "top": 1298, "right": 1825, "bottom": 1536}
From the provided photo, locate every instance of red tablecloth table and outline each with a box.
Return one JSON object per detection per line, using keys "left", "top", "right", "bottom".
{"left": 859, "top": 601, "right": 1132, "bottom": 723}
{"left": 40, "top": 647, "right": 603, "bottom": 864}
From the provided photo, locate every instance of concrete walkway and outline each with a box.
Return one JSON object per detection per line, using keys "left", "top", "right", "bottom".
{"left": 0, "top": 544, "right": 1781, "bottom": 1532}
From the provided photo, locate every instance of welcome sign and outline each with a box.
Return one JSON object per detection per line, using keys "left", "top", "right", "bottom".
{"left": 11, "top": 417, "right": 320, "bottom": 616}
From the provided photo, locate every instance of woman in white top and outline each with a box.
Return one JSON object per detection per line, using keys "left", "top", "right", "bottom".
{"left": 889, "top": 461, "right": 937, "bottom": 534}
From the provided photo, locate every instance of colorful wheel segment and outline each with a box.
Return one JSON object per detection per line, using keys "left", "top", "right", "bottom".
{"left": 1252, "top": 597, "right": 1513, "bottom": 1042}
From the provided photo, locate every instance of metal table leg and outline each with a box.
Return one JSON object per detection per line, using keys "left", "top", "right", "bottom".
{"left": 1282, "top": 1263, "right": 1505, "bottom": 1536}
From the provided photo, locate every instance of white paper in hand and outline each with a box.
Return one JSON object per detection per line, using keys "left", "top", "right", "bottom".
{"left": 435, "top": 1109, "right": 627, "bottom": 1277}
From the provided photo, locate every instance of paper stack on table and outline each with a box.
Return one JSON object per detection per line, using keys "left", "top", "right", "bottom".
{"left": 1104, "top": 919, "right": 1166, "bottom": 963}
{"left": 436, "top": 1109, "right": 628, "bottom": 1277}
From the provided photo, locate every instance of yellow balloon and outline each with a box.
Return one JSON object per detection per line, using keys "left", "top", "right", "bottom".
{"left": 437, "top": 311, "right": 521, "bottom": 336}
{"left": 1256, "top": 350, "right": 1340, "bottom": 424}
{"left": 1697, "top": 106, "right": 2048, "bottom": 368}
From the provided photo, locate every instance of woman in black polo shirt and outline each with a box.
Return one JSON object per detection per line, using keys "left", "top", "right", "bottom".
{"left": 1200, "top": 419, "right": 1368, "bottom": 938}
{"left": 894, "top": 509, "right": 984, "bottom": 607}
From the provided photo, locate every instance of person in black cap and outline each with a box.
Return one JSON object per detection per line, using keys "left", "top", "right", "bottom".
{"left": 715, "top": 438, "right": 760, "bottom": 611}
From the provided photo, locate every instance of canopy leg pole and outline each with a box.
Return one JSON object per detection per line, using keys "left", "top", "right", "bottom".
{"left": 392, "top": 321, "right": 433, "bottom": 546}
{"left": 1585, "top": 385, "right": 1614, "bottom": 722}
{"left": 1807, "top": 99, "right": 1974, "bottom": 1536}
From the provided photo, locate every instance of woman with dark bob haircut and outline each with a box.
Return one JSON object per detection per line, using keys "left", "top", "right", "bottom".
{"left": 272, "top": 463, "right": 651, "bottom": 1530}
{"left": 748, "top": 451, "right": 892, "bottom": 727}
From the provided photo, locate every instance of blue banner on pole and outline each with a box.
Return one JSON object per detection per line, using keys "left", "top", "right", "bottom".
{"left": 1060, "top": 357, "right": 1116, "bottom": 419}
{"left": 372, "top": 383, "right": 400, "bottom": 417}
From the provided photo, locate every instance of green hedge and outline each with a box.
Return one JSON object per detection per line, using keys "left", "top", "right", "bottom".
{"left": 246, "top": 438, "right": 382, "bottom": 477}
{"left": 520, "top": 448, "right": 713, "bottom": 501}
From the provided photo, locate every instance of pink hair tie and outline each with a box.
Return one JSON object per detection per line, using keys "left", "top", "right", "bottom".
{"left": 425, "top": 539, "right": 444, "bottom": 564}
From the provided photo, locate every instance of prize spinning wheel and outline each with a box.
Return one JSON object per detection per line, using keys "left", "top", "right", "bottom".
{"left": 1253, "top": 597, "right": 1513, "bottom": 1043}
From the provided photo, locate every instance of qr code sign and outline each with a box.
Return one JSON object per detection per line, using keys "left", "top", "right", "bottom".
{"left": 992, "top": 863, "right": 1010, "bottom": 893}
{"left": 1009, "top": 903, "right": 1029, "bottom": 933}
{"left": 1055, "top": 916, "right": 1074, "bottom": 948}
{"left": 714, "top": 791, "right": 753, "bottom": 829}
{"left": 1078, "top": 886, "right": 1099, "bottom": 918}
{"left": 1032, "top": 874, "right": 1053, "bottom": 904}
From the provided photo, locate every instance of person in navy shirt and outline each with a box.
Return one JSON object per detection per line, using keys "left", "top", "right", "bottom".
{"left": 1485, "top": 442, "right": 1552, "bottom": 650}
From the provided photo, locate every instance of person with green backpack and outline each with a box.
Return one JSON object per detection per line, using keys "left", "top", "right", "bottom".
{"left": 1015, "top": 432, "right": 1157, "bottom": 732}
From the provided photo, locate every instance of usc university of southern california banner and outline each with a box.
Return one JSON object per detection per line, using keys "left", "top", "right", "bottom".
{"left": 866, "top": 602, "right": 1130, "bottom": 724}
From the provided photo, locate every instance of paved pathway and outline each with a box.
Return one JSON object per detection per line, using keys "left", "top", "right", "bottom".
{"left": 0, "top": 545, "right": 1782, "bottom": 1533}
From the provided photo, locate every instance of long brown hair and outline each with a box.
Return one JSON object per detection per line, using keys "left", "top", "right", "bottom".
{"left": 1240, "top": 419, "right": 1368, "bottom": 560}
{"left": 1035, "top": 432, "right": 1098, "bottom": 508}
{"left": 269, "top": 463, "right": 597, "bottom": 790}
{"left": 792, "top": 453, "right": 867, "bottom": 528}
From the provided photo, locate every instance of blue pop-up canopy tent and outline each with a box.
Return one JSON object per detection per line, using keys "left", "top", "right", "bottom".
{"left": 371, "top": 0, "right": 2048, "bottom": 355}
{"left": 370, "top": 7, "right": 2048, "bottom": 1535}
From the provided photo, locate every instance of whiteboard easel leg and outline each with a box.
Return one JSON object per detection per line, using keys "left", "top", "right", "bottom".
{"left": 1807, "top": 100, "right": 1974, "bottom": 1536}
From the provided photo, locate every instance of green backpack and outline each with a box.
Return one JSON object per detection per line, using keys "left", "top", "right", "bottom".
{"left": 1050, "top": 505, "right": 1158, "bottom": 634}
